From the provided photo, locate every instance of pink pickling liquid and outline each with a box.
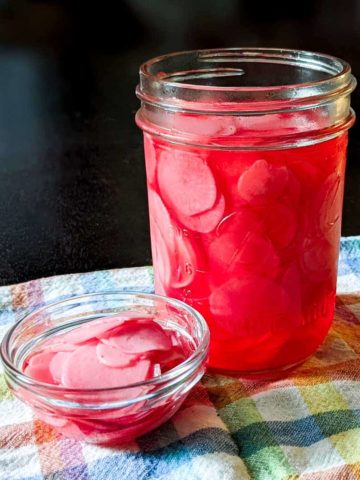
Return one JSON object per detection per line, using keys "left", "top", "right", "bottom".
{"left": 19, "top": 314, "right": 192, "bottom": 444}
{"left": 144, "top": 113, "right": 348, "bottom": 374}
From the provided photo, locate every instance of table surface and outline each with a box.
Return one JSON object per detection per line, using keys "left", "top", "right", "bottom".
{"left": 0, "top": 1, "right": 359, "bottom": 286}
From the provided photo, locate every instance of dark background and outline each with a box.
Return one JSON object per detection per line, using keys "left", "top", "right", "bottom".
{"left": 0, "top": 0, "right": 359, "bottom": 286}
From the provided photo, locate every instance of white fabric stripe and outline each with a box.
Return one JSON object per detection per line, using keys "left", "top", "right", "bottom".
{"left": 282, "top": 436, "right": 345, "bottom": 475}
{"left": 152, "top": 452, "right": 251, "bottom": 480}
{"left": 0, "top": 444, "right": 41, "bottom": 480}
{"left": 337, "top": 273, "right": 360, "bottom": 294}
{"left": 332, "top": 381, "right": 360, "bottom": 411}
{"left": 0, "top": 324, "right": 11, "bottom": 342}
{"left": 0, "top": 398, "right": 33, "bottom": 427}
{"left": 82, "top": 441, "right": 139, "bottom": 465}
{"left": 252, "top": 386, "right": 311, "bottom": 422}
{"left": 40, "top": 275, "right": 88, "bottom": 303}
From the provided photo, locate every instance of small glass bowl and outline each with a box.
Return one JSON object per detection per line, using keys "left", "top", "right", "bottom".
{"left": 0, "top": 292, "right": 209, "bottom": 445}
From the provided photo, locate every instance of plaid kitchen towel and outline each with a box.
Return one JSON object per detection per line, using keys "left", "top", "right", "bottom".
{"left": 1, "top": 237, "right": 360, "bottom": 480}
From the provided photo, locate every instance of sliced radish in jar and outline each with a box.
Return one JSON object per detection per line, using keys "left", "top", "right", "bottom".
{"left": 289, "top": 160, "right": 322, "bottom": 192}
{"left": 231, "top": 232, "right": 280, "bottom": 274}
{"left": 215, "top": 208, "right": 263, "bottom": 237}
{"left": 154, "top": 277, "right": 167, "bottom": 296}
{"left": 237, "top": 160, "right": 288, "bottom": 205}
{"left": 148, "top": 190, "right": 175, "bottom": 289}
{"left": 150, "top": 222, "right": 172, "bottom": 290}
{"left": 177, "top": 195, "right": 225, "bottom": 233}
{"left": 171, "top": 230, "right": 197, "bottom": 288}
{"left": 209, "top": 277, "right": 290, "bottom": 336}
{"left": 262, "top": 203, "right": 297, "bottom": 249}
{"left": 168, "top": 113, "right": 237, "bottom": 138}
{"left": 282, "top": 263, "right": 303, "bottom": 323}
{"left": 281, "top": 170, "right": 301, "bottom": 207}
{"left": 148, "top": 190, "right": 175, "bottom": 249}
{"left": 144, "top": 135, "right": 157, "bottom": 185}
{"left": 209, "top": 231, "right": 279, "bottom": 283}
{"left": 301, "top": 237, "right": 337, "bottom": 282}
{"left": 157, "top": 150, "right": 217, "bottom": 216}
{"left": 315, "top": 172, "right": 343, "bottom": 236}
{"left": 208, "top": 232, "right": 241, "bottom": 280}
{"left": 208, "top": 208, "right": 264, "bottom": 281}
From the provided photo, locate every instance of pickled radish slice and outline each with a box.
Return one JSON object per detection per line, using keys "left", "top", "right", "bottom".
{"left": 148, "top": 190, "right": 175, "bottom": 250}
{"left": 157, "top": 150, "right": 217, "bottom": 216}
{"left": 169, "top": 113, "right": 237, "bottom": 138}
{"left": 58, "top": 315, "right": 129, "bottom": 344}
{"left": 148, "top": 190, "right": 175, "bottom": 289}
{"left": 216, "top": 208, "right": 262, "bottom": 237}
{"left": 155, "top": 347, "right": 186, "bottom": 369}
{"left": 263, "top": 203, "right": 297, "bottom": 249}
{"left": 209, "top": 277, "right": 290, "bottom": 336}
{"left": 209, "top": 208, "right": 265, "bottom": 281}
{"left": 209, "top": 232, "right": 240, "bottom": 279}
{"left": 25, "top": 361, "right": 55, "bottom": 384}
{"left": 177, "top": 195, "right": 225, "bottom": 233}
{"left": 176, "top": 269, "right": 211, "bottom": 301}
{"left": 154, "top": 277, "right": 167, "bottom": 296}
{"left": 289, "top": 160, "right": 322, "bottom": 192}
{"left": 107, "top": 322, "right": 172, "bottom": 354}
{"left": 151, "top": 222, "right": 172, "bottom": 289}
{"left": 26, "top": 350, "right": 56, "bottom": 368}
{"left": 233, "top": 112, "right": 310, "bottom": 134}
{"left": 282, "top": 264, "right": 302, "bottom": 322}
{"left": 301, "top": 238, "right": 337, "bottom": 282}
{"left": 171, "top": 230, "right": 197, "bottom": 288}
{"left": 209, "top": 231, "right": 279, "bottom": 282}
{"left": 232, "top": 232, "right": 280, "bottom": 274}
{"left": 316, "top": 172, "right": 342, "bottom": 235}
{"left": 96, "top": 342, "right": 135, "bottom": 368}
{"left": 237, "top": 160, "right": 288, "bottom": 204}
{"left": 41, "top": 342, "right": 76, "bottom": 353}
{"left": 144, "top": 135, "right": 157, "bottom": 184}
{"left": 281, "top": 171, "right": 301, "bottom": 207}
{"left": 49, "top": 352, "right": 70, "bottom": 383}
{"left": 61, "top": 344, "right": 151, "bottom": 389}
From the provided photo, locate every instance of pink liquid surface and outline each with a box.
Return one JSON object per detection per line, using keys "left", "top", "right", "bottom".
{"left": 144, "top": 115, "right": 347, "bottom": 374}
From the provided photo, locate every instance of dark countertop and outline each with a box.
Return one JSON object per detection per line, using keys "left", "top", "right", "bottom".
{"left": 0, "top": 1, "right": 359, "bottom": 286}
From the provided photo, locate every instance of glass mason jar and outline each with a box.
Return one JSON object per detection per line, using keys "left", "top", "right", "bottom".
{"left": 136, "top": 48, "right": 356, "bottom": 375}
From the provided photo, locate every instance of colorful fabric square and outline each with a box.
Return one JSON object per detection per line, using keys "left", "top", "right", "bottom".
{"left": 1, "top": 238, "right": 360, "bottom": 480}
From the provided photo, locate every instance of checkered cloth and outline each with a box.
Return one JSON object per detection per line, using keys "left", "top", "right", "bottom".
{"left": 1, "top": 237, "right": 360, "bottom": 480}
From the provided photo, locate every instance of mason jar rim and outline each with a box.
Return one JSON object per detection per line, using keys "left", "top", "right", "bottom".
{"left": 137, "top": 47, "right": 356, "bottom": 113}
{"left": 0, "top": 291, "right": 209, "bottom": 410}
